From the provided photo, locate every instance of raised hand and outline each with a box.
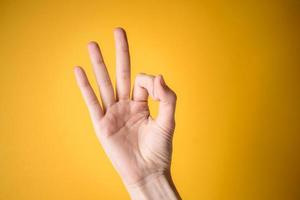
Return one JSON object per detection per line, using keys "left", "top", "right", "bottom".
{"left": 74, "top": 28, "right": 180, "bottom": 200}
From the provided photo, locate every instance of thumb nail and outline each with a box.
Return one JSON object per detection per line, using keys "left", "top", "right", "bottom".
{"left": 160, "top": 75, "right": 166, "bottom": 87}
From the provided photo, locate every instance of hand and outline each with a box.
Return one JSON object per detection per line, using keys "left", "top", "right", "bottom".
{"left": 74, "top": 28, "right": 180, "bottom": 199}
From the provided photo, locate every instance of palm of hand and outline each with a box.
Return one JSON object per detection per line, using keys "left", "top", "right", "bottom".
{"left": 97, "top": 101, "right": 173, "bottom": 183}
{"left": 97, "top": 100, "right": 173, "bottom": 185}
{"left": 74, "top": 28, "right": 176, "bottom": 186}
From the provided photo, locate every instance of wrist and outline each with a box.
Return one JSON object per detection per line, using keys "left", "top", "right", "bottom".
{"left": 124, "top": 170, "right": 181, "bottom": 200}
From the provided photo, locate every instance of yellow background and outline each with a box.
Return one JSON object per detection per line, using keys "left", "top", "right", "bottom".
{"left": 0, "top": 0, "right": 299, "bottom": 199}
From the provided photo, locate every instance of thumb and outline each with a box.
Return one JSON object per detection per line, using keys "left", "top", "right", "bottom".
{"left": 154, "top": 75, "right": 177, "bottom": 132}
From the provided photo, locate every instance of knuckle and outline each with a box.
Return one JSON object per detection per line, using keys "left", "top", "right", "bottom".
{"left": 121, "top": 48, "right": 129, "bottom": 54}
{"left": 136, "top": 72, "right": 146, "bottom": 77}
{"left": 135, "top": 73, "right": 155, "bottom": 82}
{"left": 93, "top": 58, "right": 105, "bottom": 66}
{"left": 119, "top": 72, "right": 130, "bottom": 81}
{"left": 80, "top": 81, "right": 91, "bottom": 88}
{"left": 101, "top": 79, "right": 111, "bottom": 86}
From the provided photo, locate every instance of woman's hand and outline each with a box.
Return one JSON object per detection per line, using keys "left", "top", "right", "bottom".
{"left": 74, "top": 28, "right": 180, "bottom": 200}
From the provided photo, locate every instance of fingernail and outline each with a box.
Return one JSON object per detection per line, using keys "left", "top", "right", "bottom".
{"left": 160, "top": 75, "right": 166, "bottom": 87}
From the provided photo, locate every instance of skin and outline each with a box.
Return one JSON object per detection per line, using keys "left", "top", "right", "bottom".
{"left": 74, "top": 28, "right": 180, "bottom": 200}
